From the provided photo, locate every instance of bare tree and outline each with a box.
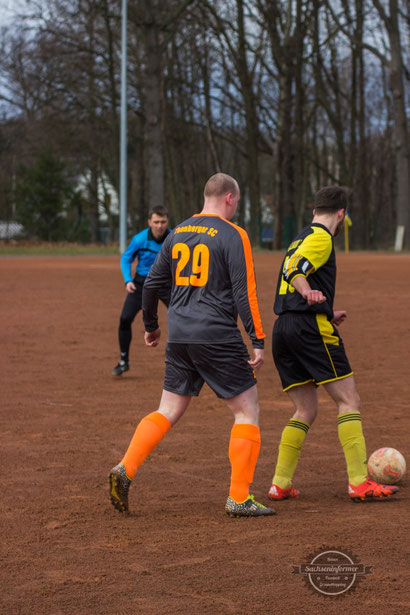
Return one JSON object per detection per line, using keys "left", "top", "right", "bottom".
{"left": 371, "top": 0, "right": 409, "bottom": 249}
{"left": 0, "top": 0, "right": 407, "bottom": 248}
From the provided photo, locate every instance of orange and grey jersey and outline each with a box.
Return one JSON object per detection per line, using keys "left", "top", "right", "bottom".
{"left": 274, "top": 222, "right": 335, "bottom": 319}
{"left": 143, "top": 214, "right": 266, "bottom": 348}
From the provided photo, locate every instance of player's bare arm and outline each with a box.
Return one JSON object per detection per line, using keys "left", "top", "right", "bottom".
{"left": 248, "top": 348, "right": 264, "bottom": 370}
{"left": 291, "top": 274, "right": 326, "bottom": 306}
{"left": 144, "top": 328, "right": 161, "bottom": 347}
{"left": 331, "top": 310, "right": 347, "bottom": 326}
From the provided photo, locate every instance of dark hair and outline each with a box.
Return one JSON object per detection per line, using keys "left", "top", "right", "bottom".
{"left": 204, "top": 173, "right": 238, "bottom": 198}
{"left": 314, "top": 186, "right": 348, "bottom": 213}
{"left": 148, "top": 205, "right": 168, "bottom": 218}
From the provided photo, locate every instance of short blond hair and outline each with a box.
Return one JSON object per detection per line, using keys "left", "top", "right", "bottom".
{"left": 204, "top": 173, "right": 238, "bottom": 198}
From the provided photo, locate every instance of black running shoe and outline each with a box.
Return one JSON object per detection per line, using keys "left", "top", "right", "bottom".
{"left": 109, "top": 464, "right": 131, "bottom": 513}
{"left": 112, "top": 360, "right": 129, "bottom": 376}
{"left": 225, "top": 495, "right": 276, "bottom": 517}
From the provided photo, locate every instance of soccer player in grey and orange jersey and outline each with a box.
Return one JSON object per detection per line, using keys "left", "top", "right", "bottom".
{"left": 109, "top": 173, "right": 275, "bottom": 518}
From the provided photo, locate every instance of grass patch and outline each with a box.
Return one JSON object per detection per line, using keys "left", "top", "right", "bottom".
{"left": 0, "top": 241, "right": 120, "bottom": 256}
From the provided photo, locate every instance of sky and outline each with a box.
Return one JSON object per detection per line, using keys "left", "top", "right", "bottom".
{"left": 0, "top": 0, "right": 25, "bottom": 26}
{"left": 0, "top": 0, "right": 13, "bottom": 23}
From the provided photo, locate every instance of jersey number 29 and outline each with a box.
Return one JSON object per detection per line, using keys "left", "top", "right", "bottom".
{"left": 172, "top": 243, "right": 210, "bottom": 287}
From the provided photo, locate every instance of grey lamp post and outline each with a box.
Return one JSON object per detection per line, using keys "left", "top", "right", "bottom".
{"left": 119, "top": 0, "right": 128, "bottom": 253}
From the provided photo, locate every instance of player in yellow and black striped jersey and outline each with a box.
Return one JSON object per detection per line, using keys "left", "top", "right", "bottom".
{"left": 273, "top": 214, "right": 353, "bottom": 390}
{"left": 274, "top": 222, "right": 337, "bottom": 320}
{"left": 108, "top": 173, "right": 275, "bottom": 518}
{"left": 268, "top": 186, "right": 399, "bottom": 503}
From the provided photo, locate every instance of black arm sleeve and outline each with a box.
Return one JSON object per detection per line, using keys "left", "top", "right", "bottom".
{"left": 142, "top": 234, "right": 173, "bottom": 331}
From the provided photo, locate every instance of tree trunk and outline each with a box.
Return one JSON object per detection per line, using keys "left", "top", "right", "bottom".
{"left": 372, "top": 0, "right": 409, "bottom": 248}
{"left": 143, "top": 5, "right": 165, "bottom": 208}
{"left": 236, "top": 0, "right": 260, "bottom": 244}
{"left": 388, "top": 1, "right": 410, "bottom": 248}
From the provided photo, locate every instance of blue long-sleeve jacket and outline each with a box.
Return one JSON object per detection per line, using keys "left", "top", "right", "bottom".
{"left": 120, "top": 228, "right": 171, "bottom": 283}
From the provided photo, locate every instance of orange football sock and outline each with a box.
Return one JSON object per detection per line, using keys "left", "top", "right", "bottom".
{"left": 120, "top": 411, "right": 171, "bottom": 479}
{"left": 229, "top": 423, "right": 261, "bottom": 502}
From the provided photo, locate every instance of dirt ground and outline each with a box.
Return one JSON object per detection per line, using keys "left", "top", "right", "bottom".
{"left": 1, "top": 251, "right": 409, "bottom": 615}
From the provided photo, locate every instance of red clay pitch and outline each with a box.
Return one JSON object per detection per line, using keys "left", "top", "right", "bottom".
{"left": 1, "top": 252, "right": 409, "bottom": 614}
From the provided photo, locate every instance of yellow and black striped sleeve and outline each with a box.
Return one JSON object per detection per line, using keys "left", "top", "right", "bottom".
{"left": 283, "top": 226, "right": 332, "bottom": 285}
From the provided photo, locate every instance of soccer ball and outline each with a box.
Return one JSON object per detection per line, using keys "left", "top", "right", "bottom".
{"left": 368, "top": 447, "right": 406, "bottom": 485}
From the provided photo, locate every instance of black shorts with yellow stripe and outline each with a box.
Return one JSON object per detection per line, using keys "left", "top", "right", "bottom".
{"left": 164, "top": 340, "right": 257, "bottom": 399}
{"left": 272, "top": 312, "right": 353, "bottom": 392}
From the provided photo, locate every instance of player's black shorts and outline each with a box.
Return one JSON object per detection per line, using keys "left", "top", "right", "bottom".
{"left": 272, "top": 312, "right": 353, "bottom": 392}
{"left": 164, "top": 341, "right": 257, "bottom": 399}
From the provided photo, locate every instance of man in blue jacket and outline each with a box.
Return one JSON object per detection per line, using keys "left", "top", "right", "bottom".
{"left": 112, "top": 205, "right": 171, "bottom": 375}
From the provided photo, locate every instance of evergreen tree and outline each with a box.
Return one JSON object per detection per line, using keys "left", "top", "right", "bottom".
{"left": 16, "top": 148, "right": 72, "bottom": 241}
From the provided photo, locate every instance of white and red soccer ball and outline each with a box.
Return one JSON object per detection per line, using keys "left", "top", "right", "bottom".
{"left": 368, "top": 447, "right": 406, "bottom": 485}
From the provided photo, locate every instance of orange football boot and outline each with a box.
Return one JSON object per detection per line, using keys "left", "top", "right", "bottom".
{"left": 348, "top": 477, "right": 399, "bottom": 502}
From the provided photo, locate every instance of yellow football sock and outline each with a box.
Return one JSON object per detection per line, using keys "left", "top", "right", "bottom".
{"left": 272, "top": 418, "right": 310, "bottom": 489}
{"left": 337, "top": 411, "right": 367, "bottom": 486}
